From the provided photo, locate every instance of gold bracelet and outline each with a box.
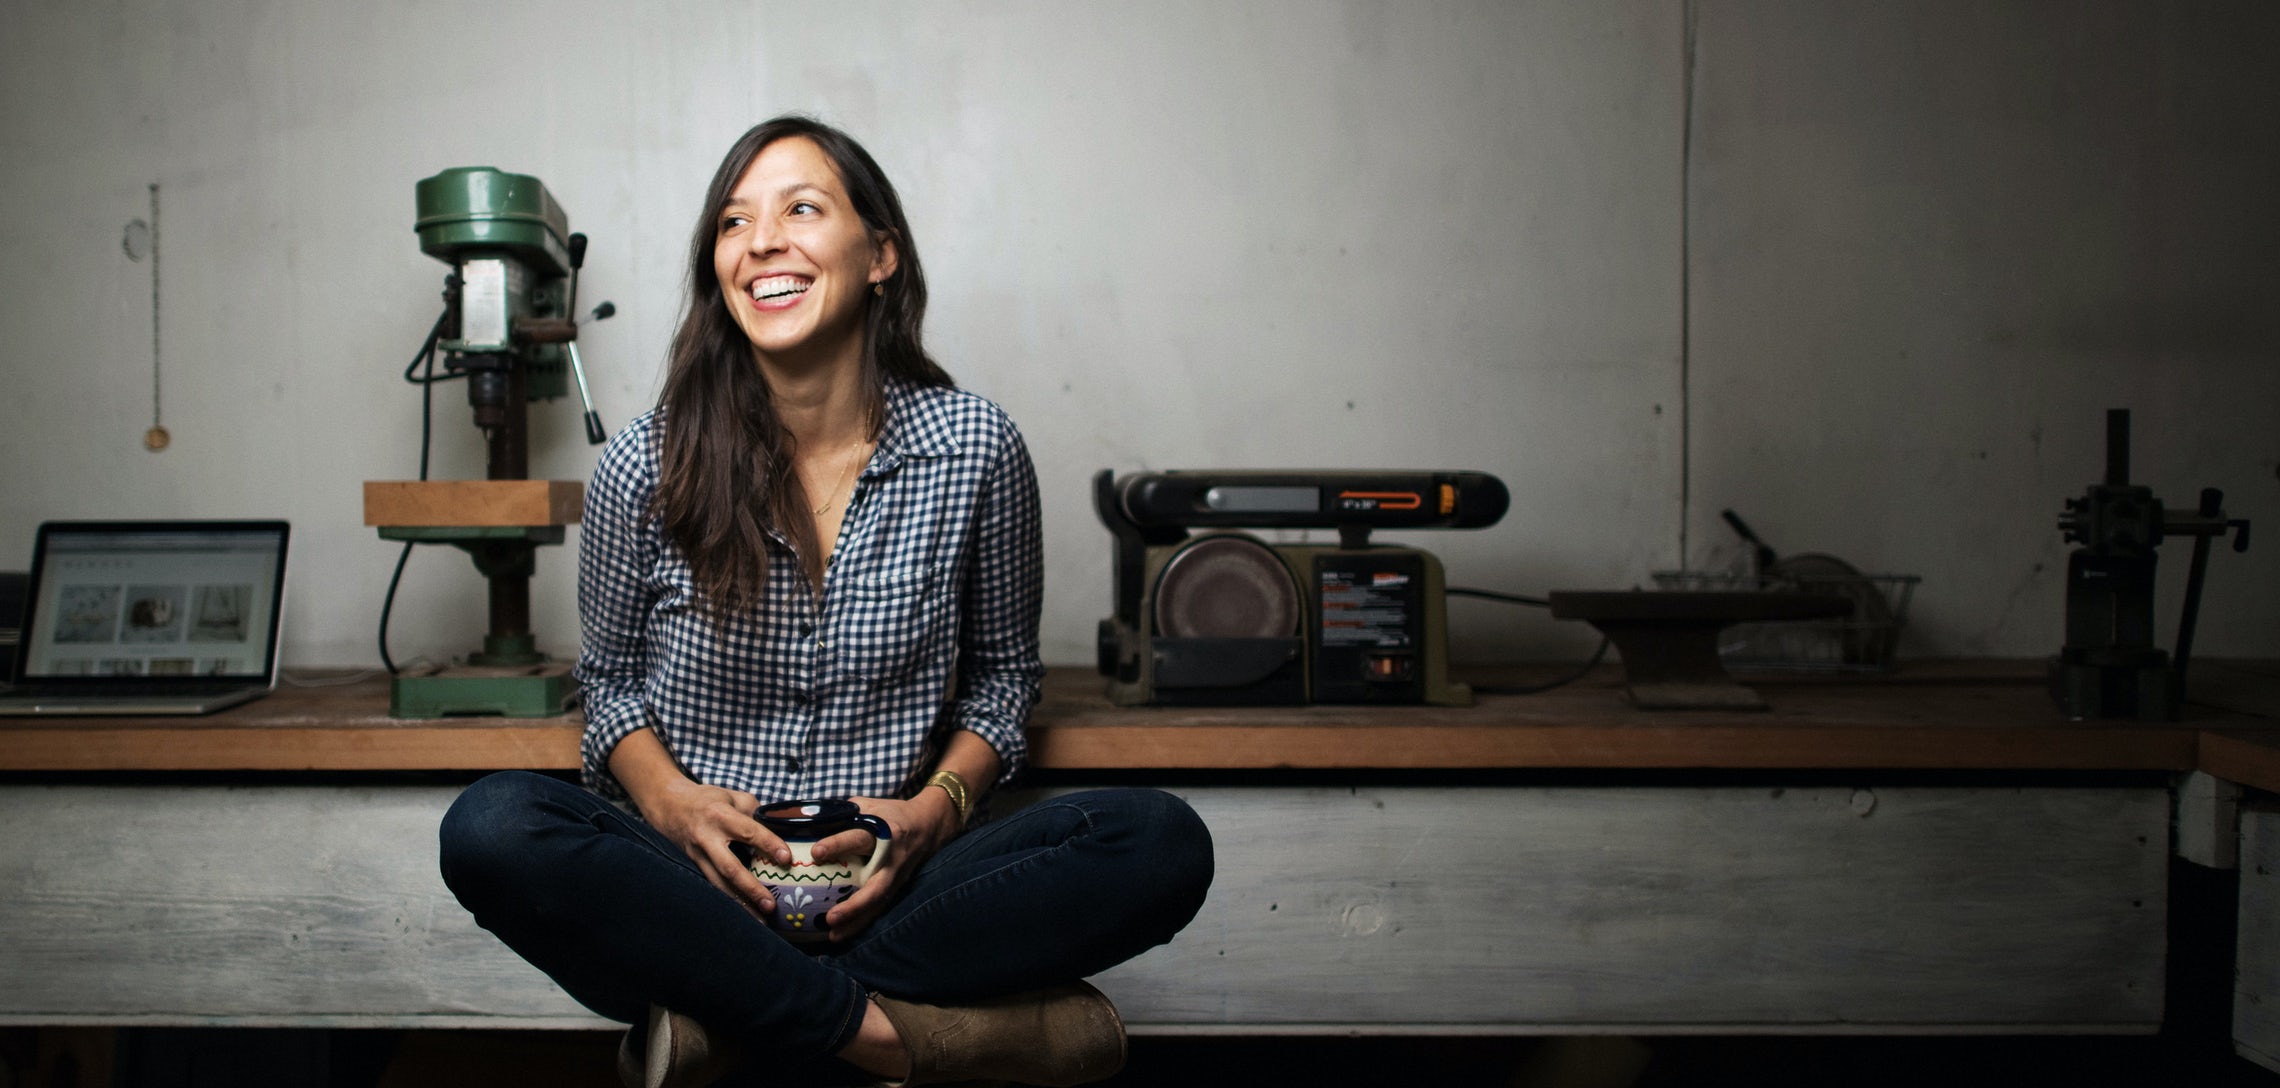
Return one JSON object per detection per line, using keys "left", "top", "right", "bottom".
{"left": 925, "top": 769, "right": 973, "bottom": 828}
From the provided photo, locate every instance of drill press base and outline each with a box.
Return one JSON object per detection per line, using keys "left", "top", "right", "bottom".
{"left": 368, "top": 490, "right": 583, "bottom": 719}
{"left": 390, "top": 662, "right": 577, "bottom": 719}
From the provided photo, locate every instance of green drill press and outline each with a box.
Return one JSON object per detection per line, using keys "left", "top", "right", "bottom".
{"left": 364, "top": 167, "right": 609, "bottom": 718}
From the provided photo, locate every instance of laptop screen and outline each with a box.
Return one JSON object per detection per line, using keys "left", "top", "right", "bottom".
{"left": 17, "top": 521, "right": 289, "bottom": 683}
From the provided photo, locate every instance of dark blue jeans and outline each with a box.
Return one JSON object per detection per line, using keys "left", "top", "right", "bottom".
{"left": 438, "top": 772, "right": 1212, "bottom": 1071}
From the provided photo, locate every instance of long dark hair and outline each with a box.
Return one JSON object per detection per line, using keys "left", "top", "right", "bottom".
{"left": 651, "top": 115, "right": 954, "bottom": 612}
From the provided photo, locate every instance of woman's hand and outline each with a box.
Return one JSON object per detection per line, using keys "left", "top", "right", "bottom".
{"left": 814, "top": 787, "right": 963, "bottom": 941}
{"left": 815, "top": 731, "right": 1002, "bottom": 940}
{"left": 609, "top": 729, "right": 785, "bottom": 917}
{"left": 641, "top": 776, "right": 787, "bottom": 917}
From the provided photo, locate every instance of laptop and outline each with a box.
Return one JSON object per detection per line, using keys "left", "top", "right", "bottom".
{"left": 0, "top": 520, "right": 290, "bottom": 716}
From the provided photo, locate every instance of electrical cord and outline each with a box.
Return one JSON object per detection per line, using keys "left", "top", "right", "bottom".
{"left": 1446, "top": 587, "right": 1550, "bottom": 608}
{"left": 378, "top": 545, "right": 415, "bottom": 677}
{"left": 398, "top": 308, "right": 460, "bottom": 388}
{"left": 280, "top": 664, "right": 426, "bottom": 688}
{"left": 1447, "top": 585, "right": 1612, "bottom": 695}
{"left": 378, "top": 305, "right": 453, "bottom": 676}
{"left": 1471, "top": 636, "right": 1611, "bottom": 696}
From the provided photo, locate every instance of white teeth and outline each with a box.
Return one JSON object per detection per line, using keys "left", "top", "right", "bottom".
{"left": 753, "top": 275, "right": 809, "bottom": 301}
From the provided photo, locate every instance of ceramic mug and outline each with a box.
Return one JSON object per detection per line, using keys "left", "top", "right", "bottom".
{"left": 745, "top": 799, "right": 893, "bottom": 943}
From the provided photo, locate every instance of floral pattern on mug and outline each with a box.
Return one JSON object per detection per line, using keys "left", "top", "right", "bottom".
{"left": 780, "top": 886, "right": 818, "bottom": 931}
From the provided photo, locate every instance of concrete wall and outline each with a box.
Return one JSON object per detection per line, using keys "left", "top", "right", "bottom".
{"left": 0, "top": 0, "right": 2270, "bottom": 672}
{"left": 1686, "top": 1, "right": 2279, "bottom": 658}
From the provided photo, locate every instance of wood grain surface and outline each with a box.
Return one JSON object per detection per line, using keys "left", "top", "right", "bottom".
{"left": 0, "top": 662, "right": 2271, "bottom": 777}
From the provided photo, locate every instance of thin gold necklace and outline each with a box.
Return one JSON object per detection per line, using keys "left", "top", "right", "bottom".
{"left": 811, "top": 438, "right": 866, "bottom": 515}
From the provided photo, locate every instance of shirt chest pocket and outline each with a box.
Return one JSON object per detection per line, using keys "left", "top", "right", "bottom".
{"left": 831, "top": 564, "right": 948, "bottom": 685}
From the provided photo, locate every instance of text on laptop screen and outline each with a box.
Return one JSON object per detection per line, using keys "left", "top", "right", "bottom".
{"left": 25, "top": 527, "right": 284, "bottom": 679}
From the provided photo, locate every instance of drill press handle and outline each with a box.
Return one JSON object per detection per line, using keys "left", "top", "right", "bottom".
{"left": 563, "top": 232, "right": 608, "bottom": 445}
{"left": 2171, "top": 487, "right": 2253, "bottom": 699}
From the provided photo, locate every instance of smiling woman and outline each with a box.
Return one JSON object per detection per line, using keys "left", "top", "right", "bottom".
{"left": 699, "top": 134, "right": 901, "bottom": 583}
{"left": 659, "top": 118, "right": 952, "bottom": 601}
{"left": 436, "top": 115, "right": 1213, "bottom": 1088}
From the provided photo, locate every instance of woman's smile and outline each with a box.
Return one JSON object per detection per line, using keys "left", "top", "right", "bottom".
{"left": 749, "top": 274, "right": 812, "bottom": 309}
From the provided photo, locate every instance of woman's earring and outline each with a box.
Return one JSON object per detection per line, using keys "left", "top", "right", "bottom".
{"left": 872, "top": 282, "right": 885, "bottom": 297}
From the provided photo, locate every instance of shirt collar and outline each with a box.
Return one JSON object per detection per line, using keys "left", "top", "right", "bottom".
{"left": 870, "top": 374, "right": 960, "bottom": 471}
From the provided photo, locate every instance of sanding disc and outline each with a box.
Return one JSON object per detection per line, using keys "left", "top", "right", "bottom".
{"left": 1153, "top": 535, "right": 1301, "bottom": 639}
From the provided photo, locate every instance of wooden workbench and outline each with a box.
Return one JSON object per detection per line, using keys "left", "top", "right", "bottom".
{"left": 1, "top": 662, "right": 2274, "bottom": 1037}
{"left": 0, "top": 660, "right": 2258, "bottom": 776}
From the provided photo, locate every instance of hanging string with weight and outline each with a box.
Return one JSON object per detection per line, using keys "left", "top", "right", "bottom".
{"left": 144, "top": 182, "right": 169, "bottom": 452}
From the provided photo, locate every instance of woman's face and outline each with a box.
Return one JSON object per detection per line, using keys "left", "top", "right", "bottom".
{"left": 712, "top": 135, "right": 898, "bottom": 368}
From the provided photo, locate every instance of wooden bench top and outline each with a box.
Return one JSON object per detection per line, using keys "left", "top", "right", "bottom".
{"left": 1, "top": 660, "right": 2274, "bottom": 783}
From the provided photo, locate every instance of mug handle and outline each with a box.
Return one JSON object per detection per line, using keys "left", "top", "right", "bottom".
{"left": 851, "top": 813, "right": 894, "bottom": 884}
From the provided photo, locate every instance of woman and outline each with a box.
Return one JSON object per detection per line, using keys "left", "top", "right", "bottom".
{"left": 439, "top": 115, "right": 1213, "bottom": 1088}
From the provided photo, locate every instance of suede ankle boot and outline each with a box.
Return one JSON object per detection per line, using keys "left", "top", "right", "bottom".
{"left": 870, "top": 981, "right": 1126, "bottom": 1086}
{"left": 616, "top": 1004, "right": 744, "bottom": 1088}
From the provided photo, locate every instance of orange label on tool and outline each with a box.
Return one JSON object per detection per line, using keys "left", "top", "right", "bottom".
{"left": 1337, "top": 490, "right": 1421, "bottom": 511}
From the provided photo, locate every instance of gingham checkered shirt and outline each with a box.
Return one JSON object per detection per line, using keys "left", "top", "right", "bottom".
{"left": 573, "top": 377, "right": 1043, "bottom": 805}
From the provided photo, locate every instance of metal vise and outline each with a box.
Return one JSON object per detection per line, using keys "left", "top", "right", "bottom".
{"left": 2051, "top": 409, "right": 2250, "bottom": 720}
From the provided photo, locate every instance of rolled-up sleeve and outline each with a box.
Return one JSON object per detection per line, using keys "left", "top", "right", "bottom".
{"left": 573, "top": 417, "right": 662, "bottom": 797}
{"left": 952, "top": 415, "right": 1044, "bottom": 786}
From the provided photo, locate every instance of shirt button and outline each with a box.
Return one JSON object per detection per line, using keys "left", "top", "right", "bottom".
{"left": 799, "top": 623, "right": 814, "bottom": 636}
{"left": 785, "top": 757, "right": 801, "bottom": 773}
